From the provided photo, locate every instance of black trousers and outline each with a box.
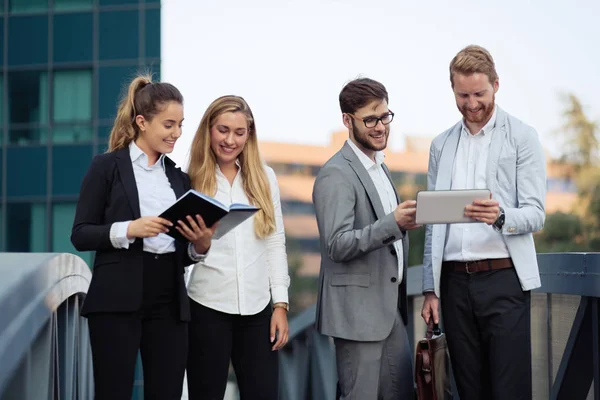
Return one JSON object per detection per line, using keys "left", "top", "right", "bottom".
{"left": 441, "top": 266, "right": 532, "bottom": 400}
{"left": 87, "top": 252, "right": 187, "bottom": 400}
{"left": 186, "top": 299, "right": 279, "bottom": 400}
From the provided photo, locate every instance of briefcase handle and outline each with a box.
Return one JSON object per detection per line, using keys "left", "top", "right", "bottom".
{"left": 426, "top": 323, "right": 442, "bottom": 339}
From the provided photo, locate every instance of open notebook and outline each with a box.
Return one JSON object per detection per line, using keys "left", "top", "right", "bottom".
{"left": 159, "top": 189, "right": 259, "bottom": 242}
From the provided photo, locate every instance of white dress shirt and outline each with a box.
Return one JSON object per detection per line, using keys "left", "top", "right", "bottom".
{"left": 347, "top": 139, "right": 404, "bottom": 283}
{"left": 186, "top": 163, "right": 290, "bottom": 315}
{"left": 444, "top": 106, "right": 510, "bottom": 261}
{"left": 109, "top": 141, "right": 178, "bottom": 254}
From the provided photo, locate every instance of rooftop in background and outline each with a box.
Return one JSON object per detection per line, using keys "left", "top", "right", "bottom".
{"left": 259, "top": 130, "right": 577, "bottom": 188}
{"left": 260, "top": 131, "right": 430, "bottom": 173}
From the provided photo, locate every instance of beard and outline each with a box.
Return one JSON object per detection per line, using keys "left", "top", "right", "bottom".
{"left": 351, "top": 120, "right": 389, "bottom": 152}
{"left": 460, "top": 95, "right": 495, "bottom": 125}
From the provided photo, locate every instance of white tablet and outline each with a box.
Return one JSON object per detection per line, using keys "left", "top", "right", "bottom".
{"left": 415, "top": 189, "right": 491, "bottom": 224}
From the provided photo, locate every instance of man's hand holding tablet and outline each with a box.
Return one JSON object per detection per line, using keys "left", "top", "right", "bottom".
{"left": 415, "top": 189, "right": 493, "bottom": 225}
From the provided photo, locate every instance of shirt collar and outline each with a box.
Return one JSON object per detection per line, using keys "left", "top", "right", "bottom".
{"left": 346, "top": 139, "right": 385, "bottom": 170}
{"left": 129, "top": 141, "right": 166, "bottom": 169}
{"left": 461, "top": 105, "right": 498, "bottom": 136}
{"left": 216, "top": 159, "right": 241, "bottom": 173}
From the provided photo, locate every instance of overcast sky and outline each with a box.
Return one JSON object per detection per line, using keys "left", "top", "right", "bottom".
{"left": 161, "top": 0, "right": 600, "bottom": 168}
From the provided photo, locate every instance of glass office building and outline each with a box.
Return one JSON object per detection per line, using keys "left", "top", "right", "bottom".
{"left": 0, "top": 0, "right": 161, "bottom": 265}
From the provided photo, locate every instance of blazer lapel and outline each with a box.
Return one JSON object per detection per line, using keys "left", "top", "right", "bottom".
{"left": 115, "top": 147, "right": 141, "bottom": 219}
{"left": 341, "top": 143, "right": 385, "bottom": 220}
{"left": 435, "top": 124, "right": 461, "bottom": 190}
{"left": 432, "top": 123, "right": 461, "bottom": 258}
{"left": 486, "top": 107, "right": 508, "bottom": 196}
{"left": 164, "top": 157, "right": 185, "bottom": 198}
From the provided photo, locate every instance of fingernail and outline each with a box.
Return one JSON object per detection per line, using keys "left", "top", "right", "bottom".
{"left": 270, "top": 337, "right": 274, "bottom": 342}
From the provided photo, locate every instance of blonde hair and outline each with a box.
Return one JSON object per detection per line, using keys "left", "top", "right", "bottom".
{"left": 188, "top": 96, "right": 275, "bottom": 239}
{"left": 107, "top": 74, "right": 183, "bottom": 152}
{"left": 449, "top": 45, "right": 498, "bottom": 87}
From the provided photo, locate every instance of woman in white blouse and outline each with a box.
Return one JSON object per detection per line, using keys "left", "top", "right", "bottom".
{"left": 185, "top": 95, "right": 290, "bottom": 399}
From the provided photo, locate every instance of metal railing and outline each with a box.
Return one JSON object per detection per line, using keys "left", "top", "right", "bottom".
{"left": 279, "top": 253, "right": 600, "bottom": 400}
{"left": 2, "top": 252, "right": 597, "bottom": 399}
{"left": 0, "top": 253, "right": 93, "bottom": 400}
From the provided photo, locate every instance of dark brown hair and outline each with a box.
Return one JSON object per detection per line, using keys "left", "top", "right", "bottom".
{"left": 107, "top": 74, "right": 183, "bottom": 152}
{"left": 339, "top": 78, "right": 389, "bottom": 114}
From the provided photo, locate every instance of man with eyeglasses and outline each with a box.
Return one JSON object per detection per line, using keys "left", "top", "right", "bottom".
{"left": 312, "top": 78, "right": 419, "bottom": 399}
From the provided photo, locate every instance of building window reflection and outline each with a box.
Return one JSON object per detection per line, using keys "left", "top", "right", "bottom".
{"left": 52, "top": 203, "right": 93, "bottom": 266}
{"left": 10, "top": 0, "right": 48, "bottom": 13}
{"left": 9, "top": 70, "right": 49, "bottom": 125}
{"left": 6, "top": 203, "right": 47, "bottom": 252}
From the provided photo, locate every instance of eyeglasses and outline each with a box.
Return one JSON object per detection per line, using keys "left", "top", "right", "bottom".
{"left": 347, "top": 111, "right": 395, "bottom": 128}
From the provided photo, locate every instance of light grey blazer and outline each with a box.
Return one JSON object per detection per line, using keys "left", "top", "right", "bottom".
{"left": 312, "top": 142, "right": 409, "bottom": 342}
{"left": 422, "top": 106, "right": 547, "bottom": 297}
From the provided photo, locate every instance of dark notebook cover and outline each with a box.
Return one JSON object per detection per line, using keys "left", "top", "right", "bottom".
{"left": 159, "top": 189, "right": 259, "bottom": 243}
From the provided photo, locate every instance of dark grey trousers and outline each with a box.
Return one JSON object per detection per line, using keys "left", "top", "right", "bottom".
{"left": 334, "top": 311, "right": 414, "bottom": 400}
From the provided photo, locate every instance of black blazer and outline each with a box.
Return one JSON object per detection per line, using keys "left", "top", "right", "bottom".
{"left": 71, "top": 147, "right": 194, "bottom": 321}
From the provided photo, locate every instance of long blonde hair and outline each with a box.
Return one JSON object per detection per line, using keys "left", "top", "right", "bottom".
{"left": 107, "top": 74, "right": 183, "bottom": 152}
{"left": 188, "top": 96, "right": 275, "bottom": 239}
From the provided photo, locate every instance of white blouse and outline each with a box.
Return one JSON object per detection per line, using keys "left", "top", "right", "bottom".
{"left": 186, "top": 164, "right": 290, "bottom": 315}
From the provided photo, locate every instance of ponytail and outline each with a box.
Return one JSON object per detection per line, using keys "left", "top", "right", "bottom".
{"left": 107, "top": 74, "right": 184, "bottom": 152}
{"left": 107, "top": 75, "right": 152, "bottom": 152}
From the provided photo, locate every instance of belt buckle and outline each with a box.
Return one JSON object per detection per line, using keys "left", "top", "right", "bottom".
{"left": 464, "top": 261, "right": 475, "bottom": 274}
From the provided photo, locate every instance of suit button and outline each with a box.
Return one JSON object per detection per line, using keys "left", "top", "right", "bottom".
{"left": 390, "top": 248, "right": 397, "bottom": 256}
{"left": 391, "top": 277, "right": 397, "bottom": 283}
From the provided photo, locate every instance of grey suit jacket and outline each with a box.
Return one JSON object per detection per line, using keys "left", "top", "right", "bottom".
{"left": 423, "top": 106, "right": 547, "bottom": 297}
{"left": 312, "top": 142, "right": 409, "bottom": 342}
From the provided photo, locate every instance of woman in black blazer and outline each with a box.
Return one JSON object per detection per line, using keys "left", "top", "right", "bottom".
{"left": 71, "top": 75, "right": 215, "bottom": 400}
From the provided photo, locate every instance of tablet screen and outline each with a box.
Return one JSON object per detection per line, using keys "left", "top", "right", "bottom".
{"left": 415, "top": 189, "right": 491, "bottom": 224}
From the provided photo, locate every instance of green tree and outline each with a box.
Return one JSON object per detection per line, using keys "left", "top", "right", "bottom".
{"left": 407, "top": 226, "right": 425, "bottom": 266}
{"left": 559, "top": 95, "right": 600, "bottom": 241}
{"left": 534, "top": 212, "right": 588, "bottom": 252}
{"left": 536, "top": 94, "right": 600, "bottom": 251}
{"left": 557, "top": 93, "right": 599, "bottom": 168}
